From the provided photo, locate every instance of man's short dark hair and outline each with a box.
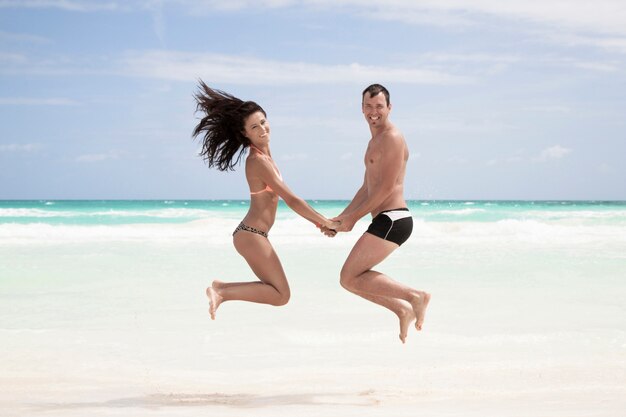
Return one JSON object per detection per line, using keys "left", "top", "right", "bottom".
{"left": 362, "top": 84, "right": 390, "bottom": 106}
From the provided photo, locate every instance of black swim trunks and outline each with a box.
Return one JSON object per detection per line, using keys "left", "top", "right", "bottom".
{"left": 365, "top": 208, "right": 413, "bottom": 246}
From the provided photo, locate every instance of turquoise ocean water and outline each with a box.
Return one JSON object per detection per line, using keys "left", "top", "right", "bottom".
{"left": 3, "top": 199, "right": 626, "bottom": 224}
{"left": 1, "top": 200, "right": 625, "bottom": 415}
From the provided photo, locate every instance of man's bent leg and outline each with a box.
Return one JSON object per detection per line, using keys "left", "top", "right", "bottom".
{"left": 341, "top": 233, "right": 413, "bottom": 300}
{"left": 340, "top": 233, "right": 430, "bottom": 333}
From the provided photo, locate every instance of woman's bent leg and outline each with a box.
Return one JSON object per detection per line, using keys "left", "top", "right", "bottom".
{"left": 206, "top": 231, "right": 290, "bottom": 319}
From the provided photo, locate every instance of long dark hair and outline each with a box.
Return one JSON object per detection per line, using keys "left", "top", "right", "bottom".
{"left": 192, "top": 80, "right": 266, "bottom": 171}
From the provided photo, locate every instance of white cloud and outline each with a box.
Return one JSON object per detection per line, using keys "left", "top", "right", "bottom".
{"left": 347, "top": 0, "right": 626, "bottom": 36}
{"left": 533, "top": 145, "right": 572, "bottom": 162}
{"left": 531, "top": 55, "right": 621, "bottom": 73}
{"left": 194, "top": 0, "right": 297, "bottom": 12}
{"left": 0, "top": 52, "right": 27, "bottom": 64}
{"left": 487, "top": 155, "right": 525, "bottom": 166}
{"left": 358, "top": 7, "right": 476, "bottom": 29}
{"left": 598, "top": 163, "right": 614, "bottom": 174}
{"left": 145, "top": 2, "right": 166, "bottom": 44}
{"left": 541, "top": 31, "right": 626, "bottom": 54}
{"left": 525, "top": 105, "right": 571, "bottom": 113}
{"left": 421, "top": 52, "right": 521, "bottom": 64}
{"left": 590, "top": 37, "right": 626, "bottom": 54}
{"left": 171, "top": 0, "right": 298, "bottom": 14}
{"left": 120, "top": 50, "right": 470, "bottom": 85}
{"left": 0, "top": 97, "right": 79, "bottom": 105}
{"left": 176, "top": 0, "right": 626, "bottom": 36}
{"left": 0, "top": 30, "right": 52, "bottom": 44}
{"left": 572, "top": 61, "right": 619, "bottom": 72}
{"left": 1, "top": 49, "right": 468, "bottom": 85}
{"left": 0, "top": 0, "right": 120, "bottom": 11}
{"left": 5, "top": 0, "right": 626, "bottom": 38}
{"left": 447, "top": 156, "right": 469, "bottom": 164}
{"left": 76, "top": 151, "right": 120, "bottom": 162}
{"left": 418, "top": 52, "right": 525, "bottom": 76}
{"left": 0, "top": 143, "right": 42, "bottom": 152}
{"left": 507, "top": 156, "right": 525, "bottom": 163}
{"left": 280, "top": 153, "right": 308, "bottom": 161}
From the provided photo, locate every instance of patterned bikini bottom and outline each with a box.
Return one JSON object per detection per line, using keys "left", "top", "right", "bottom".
{"left": 232, "top": 222, "right": 268, "bottom": 238}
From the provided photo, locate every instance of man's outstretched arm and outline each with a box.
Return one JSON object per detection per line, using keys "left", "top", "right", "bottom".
{"left": 336, "top": 134, "right": 404, "bottom": 230}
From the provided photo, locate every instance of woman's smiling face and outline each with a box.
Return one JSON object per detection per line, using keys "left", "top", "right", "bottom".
{"left": 242, "top": 111, "right": 270, "bottom": 146}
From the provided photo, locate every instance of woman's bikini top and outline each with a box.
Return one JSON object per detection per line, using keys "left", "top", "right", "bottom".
{"left": 249, "top": 145, "right": 282, "bottom": 195}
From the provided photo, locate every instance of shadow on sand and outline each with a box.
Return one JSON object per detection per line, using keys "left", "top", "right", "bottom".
{"left": 32, "top": 391, "right": 379, "bottom": 411}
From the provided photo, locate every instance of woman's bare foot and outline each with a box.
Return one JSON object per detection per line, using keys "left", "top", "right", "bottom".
{"left": 409, "top": 291, "right": 431, "bottom": 331}
{"left": 205, "top": 286, "right": 223, "bottom": 320}
{"left": 398, "top": 306, "right": 416, "bottom": 344}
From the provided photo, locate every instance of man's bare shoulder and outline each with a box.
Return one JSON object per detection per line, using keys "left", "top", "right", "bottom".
{"left": 376, "top": 124, "right": 402, "bottom": 141}
{"left": 378, "top": 126, "right": 406, "bottom": 151}
{"left": 391, "top": 125, "right": 406, "bottom": 139}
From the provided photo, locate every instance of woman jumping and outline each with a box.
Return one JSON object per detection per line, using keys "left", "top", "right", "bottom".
{"left": 192, "top": 81, "right": 339, "bottom": 319}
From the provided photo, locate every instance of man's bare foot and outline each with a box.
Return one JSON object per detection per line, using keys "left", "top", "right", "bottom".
{"left": 398, "top": 306, "right": 416, "bottom": 344}
{"left": 409, "top": 291, "right": 431, "bottom": 331}
{"left": 205, "top": 286, "right": 222, "bottom": 320}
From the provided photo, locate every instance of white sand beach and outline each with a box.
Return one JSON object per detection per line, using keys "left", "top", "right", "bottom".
{"left": 1, "top": 202, "right": 625, "bottom": 416}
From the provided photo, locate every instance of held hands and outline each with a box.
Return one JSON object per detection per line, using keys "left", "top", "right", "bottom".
{"left": 318, "top": 214, "right": 357, "bottom": 237}
{"left": 333, "top": 214, "right": 356, "bottom": 232}
{"left": 320, "top": 226, "right": 336, "bottom": 237}
{"left": 319, "top": 218, "right": 341, "bottom": 237}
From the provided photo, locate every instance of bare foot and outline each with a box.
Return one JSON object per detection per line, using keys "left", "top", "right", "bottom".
{"left": 409, "top": 291, "right": 431, "bottom": 331}
{"left": 205, "top": 286, "right": 222, "bottom": 320}
{"left": 398, "top": 306, "right": 416, "bottom": 344}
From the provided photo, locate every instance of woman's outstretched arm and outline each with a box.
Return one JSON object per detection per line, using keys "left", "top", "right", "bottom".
{"left": 252, "top": 158, "right": 339, "bottom": 230}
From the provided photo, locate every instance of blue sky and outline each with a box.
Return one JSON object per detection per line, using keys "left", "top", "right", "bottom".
{"left": 1, "top": 0, "right": 625, "bottom": 200}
